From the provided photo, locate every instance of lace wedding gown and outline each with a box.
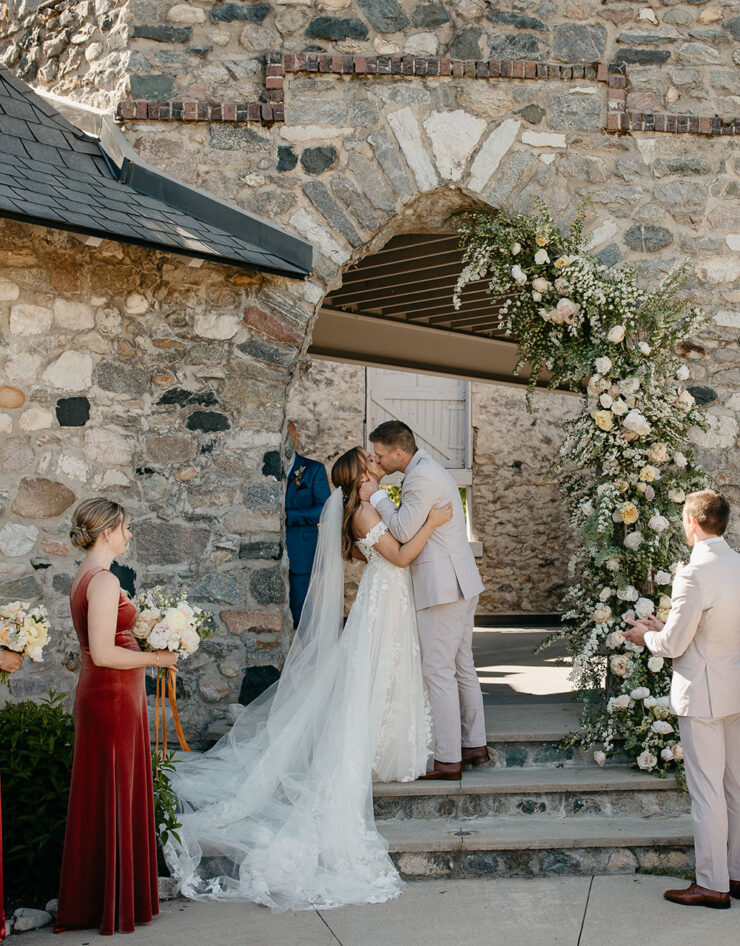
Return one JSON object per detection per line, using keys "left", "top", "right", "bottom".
{"left": 164, "top": 490, "right": 433, "bottom": 911}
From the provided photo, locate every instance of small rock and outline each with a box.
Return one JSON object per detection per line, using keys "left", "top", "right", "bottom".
{"left": 624, "top": 224, "right": 674, "bottom": 253}
{"left": 211, "top": 2, "right": 271, "bottom": 23}
{"left": 300, "top": 145, "right": 337, "bottom": 175}
{"left": 0, "top": 385, "right": 25, "bottom": 409}
{"left": 42, "top": 351, "right": 93, "bottom": 392}
{"left": 19, "top": 406, "right": 53, "bottom": 430}
{"left": 305, "top": 15, "right": 368, "bottom": 40}
{"left": 10, "top": 303, "right": 53, "bottom": 336}
{"left": 12, "top": 478, "right": 76, "bottom": 519}
{"left": 124, "top": 292, "right": 149, "bottom": 315}
{"left": 0, "top": 414, "right": 12, "bottom": 433}
{"left": 199, "top": 675, "right": 231, "bottom": 702}
{"left": 158, "top": 876, "right": 178, "bottom": 900}
{"left": 53, "top": 298, "right": 95, "bottom": 330}
{"left": 56, "top": 396, "right": 90, "bottom": 427}
{"left": 357, "top": 0, "right": 409, "bottom": 32}
{"left": 168, "top": 3, "right": 207, "bottom": 24}
{"left": 0, "top": 277, "right": 20, "bottom": 301}
{"left": 0, "top": 522, "right": 39, "bottom": 557}
{"left": 12, "top": 908, "right": 53, "bottom": 932}
{"left": 44, "top": 898, "right": 58, "bottom": 918}
{"left": 553, "top": 23, "right": 606, "bottom": 61}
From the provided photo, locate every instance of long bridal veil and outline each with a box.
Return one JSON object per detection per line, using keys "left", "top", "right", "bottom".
{"left": 163, "top": 488, "right": 403, "bottom": 911}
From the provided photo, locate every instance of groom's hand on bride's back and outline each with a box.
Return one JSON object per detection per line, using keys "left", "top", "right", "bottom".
{"left": 359, "top": 476, "right": 379, "bottom": 502}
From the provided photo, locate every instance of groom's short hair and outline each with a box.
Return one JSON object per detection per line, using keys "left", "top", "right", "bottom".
{"left": 684, "top": 489, "right": 730, "bottom": 536}
{"left": 369, "top": 420, "right": 417, "bottom": 455}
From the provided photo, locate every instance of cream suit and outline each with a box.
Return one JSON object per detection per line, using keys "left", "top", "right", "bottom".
{"left": 644, "top": 536, "right": 740, "bottom": 892}
{"left": 371, "top": 449, "right": 486, "bottom": 763}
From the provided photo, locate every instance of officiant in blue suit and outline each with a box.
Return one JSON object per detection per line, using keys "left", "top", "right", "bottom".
{"left": 285, "top": 421, "right": 331, "bottom": 628}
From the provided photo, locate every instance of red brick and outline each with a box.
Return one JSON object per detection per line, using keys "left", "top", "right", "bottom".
{"left": 272, "top": 102, "right": 285, "bottom": 122}
{"left": 440, "top": 58, "right": 451, "bottom": 75}
{"left": 700, "top": 117, "right": 710, "bottom": 135}
{"left": 354, "top": 56, "right": 367, "bottom": 73}
{"left": 223, "top": 102, "right": 236, "bottom": 121}
{"left": 500, "top": 60, "right": 512, "bottom": 78}
{"left": 266, "top": 89, "right": 284, "bottom": 102}
{"left": 524, "top": 60, "right": 536, "bottom": 79}
{"left": 342, "top": 54, "right": 354, "bottom": 73}
{"left": 607, "top": 113, "right": 620, "bottom": 131}
{"left": 295, "top": 53, "right": 306, "bottom": 71}
{"left": 331, "top": 55, "right": 342, "bottom": 72}
{"left": 512, "top": 60, "right": 524, "bottom": 79}
{"left": 488, "top": 59, "right": 500, "bottom": 77}
{"left": 265, "top": 76, "right": 283, "bottom": 89}
{"left": 284, "top": 54, "right": 296, "bottom": 72}
{"left": 248, "top": 102, "right": 261, "bottom": 121}
{"left": 118, "top": 101, "right": 136, "bottom": 119}
{"left": 597, "top": 63, "right": 608, "bottom": 82}
{"left": 261, "top": 103, "right": 273, "bottom": 121}
{"left": 136, "top": 101, "right": 148, "bottom": 119}
{"left": 183, "top": 102, "right": 196, "bottom": 120}
{"left": 266, "top": 64, "right": 284, "bottom": 77}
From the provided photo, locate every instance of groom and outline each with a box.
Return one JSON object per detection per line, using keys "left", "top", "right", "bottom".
{"left": 359, "top": 420, "right": 487, "bottom": 780}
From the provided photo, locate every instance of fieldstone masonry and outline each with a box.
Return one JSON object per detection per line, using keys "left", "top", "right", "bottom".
{"left": 1, "top": 0, "right": 739, "bottom": 738}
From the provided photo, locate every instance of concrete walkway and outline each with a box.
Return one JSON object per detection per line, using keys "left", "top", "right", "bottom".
{"left": 15, "top": 876, "right": 739, "bottom": 946}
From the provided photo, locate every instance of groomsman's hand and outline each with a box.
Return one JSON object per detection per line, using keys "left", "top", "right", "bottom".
{"left": 359, "top": 475, "right": 379, "bottom": 502}
{"left": 623, "top": 614, "right": 664, "bottom": 646}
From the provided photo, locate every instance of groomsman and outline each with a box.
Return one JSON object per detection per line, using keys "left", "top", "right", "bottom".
{"left": 285, "top": 421, "right": 330, "bottom": 628}
{"left": 625, "top": 490, "right": 740, "bottom": 909}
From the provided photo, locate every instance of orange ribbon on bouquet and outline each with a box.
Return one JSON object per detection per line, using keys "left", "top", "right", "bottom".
{"left": 154, "top": 667, "right": 190, "bottom": 772}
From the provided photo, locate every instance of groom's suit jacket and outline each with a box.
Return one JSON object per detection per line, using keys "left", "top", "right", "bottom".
{"left": 644, "top": 537, "right": 740, "bottom": 718}
{"left": 373, "top": 449, "right": 484, "bottom": 611}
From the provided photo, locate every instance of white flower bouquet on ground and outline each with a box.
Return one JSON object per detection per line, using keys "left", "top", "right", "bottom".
{"left": 0, "top": 600, "right": 50, "bottom": 683}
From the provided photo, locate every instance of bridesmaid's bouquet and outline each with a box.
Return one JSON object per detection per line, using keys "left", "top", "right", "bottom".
{"left": 0, "top": 600, "right": 50, "bottom": 683}
{"left": 132, "top": 586, "right": 213, "bottom": 659}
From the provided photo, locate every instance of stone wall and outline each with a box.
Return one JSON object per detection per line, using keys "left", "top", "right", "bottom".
{"left": 288, "top": 360, "right": 578, "bottom": 613}
{"left": 0, "top": 216, "right": 325, "bottom": 742}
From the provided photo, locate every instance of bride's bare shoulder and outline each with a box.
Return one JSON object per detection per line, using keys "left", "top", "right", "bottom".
{"left": 352, "top": 502, "right": 380, "bottom": 537}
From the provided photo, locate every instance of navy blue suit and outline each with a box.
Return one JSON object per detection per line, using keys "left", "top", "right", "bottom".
{"left": 285, "top": 453, "right": 331, "bottom": 628}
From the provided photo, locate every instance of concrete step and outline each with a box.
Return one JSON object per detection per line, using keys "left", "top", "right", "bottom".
{"left": 379, "top": 813, "right": 695, "bottom": 879}
{"left": 372, "top": 764, "right": 689, "bottom": 820}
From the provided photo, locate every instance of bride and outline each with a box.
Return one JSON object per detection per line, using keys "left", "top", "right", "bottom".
{"left": 164, "top": 446, "right": 452, "bottom": 911}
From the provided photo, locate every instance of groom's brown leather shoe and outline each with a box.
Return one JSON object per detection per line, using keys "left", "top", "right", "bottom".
{"left": 730, "top": 880, "right": 740, "bottom": 900}
{"left": 461, "top": 746, "right": 489, "bottom": 767}
{"left": 663, "top": 883, "right": 730, "bottom": 909}
{"left": 418, "top": 760, "right": 462, "bottom": 780}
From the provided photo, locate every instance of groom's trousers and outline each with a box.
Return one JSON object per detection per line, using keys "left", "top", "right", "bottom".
{"left": 415, "top": 595, "right": 486, "bottom": 764}
{"left": 678, "top": 712, "right": 740, "bottom": 891}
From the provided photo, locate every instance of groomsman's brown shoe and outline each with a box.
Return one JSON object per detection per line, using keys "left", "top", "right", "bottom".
{"left": 663, "top": 883, "right": 730, "bottom": 909}
{"left": 730, "top": 879, "right": 740, "bottom": 900}
{"left": 418, "top": 760, "right": 462, "bottom": 780}
{"left": 461, "top": 746, "right": 489, "bottom": 767}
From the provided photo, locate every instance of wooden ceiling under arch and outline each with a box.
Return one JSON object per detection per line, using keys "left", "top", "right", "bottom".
{"left": 309, "top": 232, "right": 546, "bottom": 387}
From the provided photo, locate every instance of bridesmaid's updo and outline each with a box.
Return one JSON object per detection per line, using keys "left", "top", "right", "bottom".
{"left": 331, "top": 447, "right": 365, "bottom": 562}
{"left": 70, "top": 498, "right": 126, "bottom": 550}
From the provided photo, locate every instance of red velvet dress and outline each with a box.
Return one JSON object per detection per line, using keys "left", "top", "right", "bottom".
{"left": 55, "top": 568, "right": 159, "bottom": 936}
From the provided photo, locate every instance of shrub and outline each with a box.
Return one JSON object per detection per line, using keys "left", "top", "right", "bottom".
{"left": 0, "top": 691, "right": 74, "bottom": 907}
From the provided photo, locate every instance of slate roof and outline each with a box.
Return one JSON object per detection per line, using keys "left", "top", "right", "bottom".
{"left": 0, "top": 67, "right": 312, "bottom": 278}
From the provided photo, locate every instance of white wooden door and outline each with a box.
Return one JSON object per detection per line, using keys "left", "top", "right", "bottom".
{"left": 366, "top": 368, "right": 471, "bottom": 471}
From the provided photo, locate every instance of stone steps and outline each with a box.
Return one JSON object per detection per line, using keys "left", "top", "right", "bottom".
{"left": 372, "top": 764, "right": 689, "bottom": 820}
{"left": 380, "top": 813, "right": 695, "bottom": 879}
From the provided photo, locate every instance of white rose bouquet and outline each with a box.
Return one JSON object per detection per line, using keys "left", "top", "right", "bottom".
{"left": 0, "top": 600, "right": 51, "bottom": 683}
{"left": 132, "top": 586, "right": 213, "bottom": 660}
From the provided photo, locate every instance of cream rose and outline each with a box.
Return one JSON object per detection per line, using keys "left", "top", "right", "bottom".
{"left": 607, "top": 325, "right": 626, "bottom": 343}
{"left": 611, "top": 398, "right": 629, "bottom": 416}
{"left": 511, "top": 264, "right": 527, "bottom": 285}
{"left": 617, "top": 585, "right": 638, "bottom": 602}
{"left": 672, "top": 743, "right": 683, "bottom": 761}
{"left": 647, "top": 655, "right": 664, "bottom": 672}
{"left": 643, "top": 696, "right": 657, "bottom": 709}
{"left": 668, "top": 488, "right": 685, "bottom": 503}
{"left": 648, "top": 443, "right": 669, "bottom": 464}
{"left": 595, "top": 356, "right": 612, "bottom": 375}
{"left": 661, "top": 748, "right": 674, "bottom": 762}
{"left": 599, "top": 586, "right": 614, "bottom": 601}
{"left": 606, "top": 630, "right": 624, "bottom": 649}
{"left": 592, "top": 603, "right": 612, "bottom": 624}
{"left": 630, "top": 687, "right": 650, "bottom": 700}
{"left": 658, "top": 594, "right": 672, "bottom": 610}
{"left": 618, "top": 502, "right": 639, "bottom": 525}
{"left": 639, "top": 465, "right": 658, "bottom": 482}
{"left": 673, "top": 451, "right": 687, "bottom": 468}
{"left": 652, "top": 720, "right": 674, "bottom": 735}
{"left": 637, "top": 750, "right": 657, "bottom": 771}
{"left": 511, "top": 242, "right": 521, "bottom": 255}
{"left": 594, "top": 750, "right": 606, "bottom": 766}
{"left": 608, "top": 693, "right": 631, "bottom": 711}
{"left": 592, "top": 409, "right": 614, "bottom": 432}
{"left": 623, "top": 410, "right": 651, "bottom": 437}
{"left": 610, "top": 654, "right": 632, "bottom": 677}
{"left": 554, "top": 277, "right": 570, "bottom": 293}
{"left": 676, "top": 364, "right": 689, "bottom": 381}
{"left": 606, "top": 556, "right": 620, "bottom": 572}
{"left": 657, "top": 607, "right": 671, "bottom": 622}
{"left": 624, "top": 531, "right": 644, "bottom": 550}
{"left": 534, "top": 249, "right": 550, "bottom": 265}
{"left": 532, "top": 277, "right": 552, "bottom": 293}
{"left": 635, "top": 597, "right": 655, "bottom": 619}
{"left": 638, "top": 341, "right": 651, "bottom": 355}
{"left": 654, "top": 570, "right": 672, "bottom": 586}
{"left": 599, "top": 393, "right": 613, "bottom": 409}
{"left": 676, "top": 389, "right": 695, "bottom": 411}
{"left": 648, "top": 514, "right": 669, "bottom": 533}
{"left": 553, "top": 255, "right": 571, "bottom": 269}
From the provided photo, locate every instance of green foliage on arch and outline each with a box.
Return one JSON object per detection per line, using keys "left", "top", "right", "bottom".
{"left": 455, "top": 200, "right": 710, "bottom": 778}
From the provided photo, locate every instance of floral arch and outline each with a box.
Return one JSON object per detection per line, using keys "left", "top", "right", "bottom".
{"left": 454, "top": 201, "right": 708, "bottom": 778}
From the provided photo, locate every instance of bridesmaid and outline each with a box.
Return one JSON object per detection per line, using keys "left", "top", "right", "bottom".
{"left": 0, "top": 650, "right": 24, "bottom": 942}
{"left": 55, "top": 499, "right": 177, "bottom": 936}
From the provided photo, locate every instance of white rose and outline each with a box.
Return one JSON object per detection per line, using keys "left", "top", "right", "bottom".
{"left": 648, "top": 515, "right": 669, "bottom": 533}
{"left": 635, "top": 597, "right": 655, "bottom": 619}
{"left": 672, "top": 743, "right": 683, "bottom": 761}
{"left": 643, "top": 696, "right": 657, "bottom": 709}
{"left": 623, "top": 409, "right": 651, "bottom": 437}
{"left": 606, "top": 630, "right": 624, "bottom": 649}
{"left": 661, "top": 748, "right": 674, "bottom": 762}
{"left": 676, "top": 389, "right": 695, "bottom": 411}
{"left": 532, "top": 277, "right": 551, "bottom": 293}
{"left": 610, "top": 654, "right": 632, "bottom": 677}
{"left": 630, "top": 687, "right": 650, "bottom": 700}
{"left": 556, "top": 297, "right": 579, "bottom": 319}
{"left": 599, "top": 586, "right": 614, "bottom": 601}
{"left": 534, "top": 249, "right": 550, "bottom": 265}
{"left": 594, "top": 750, "right": 606, "bottom": 766}
{"left": 636, "top": 482, "right": 647, "bottom": 494}
{"left": 595, "top": 356, "right": 612, "bottom": 375}
{"left": 587, "top": 375, "right": 610, "bottom": 396}
{"left": 648, "top": 443, "right": 669, "bottom": 464}
{"left": 164, "top": 607, "right": 188, "bottom": 634}
{"left": 611, "top": 398, "right": 629, "bottom": 416}
{"left": 617, "top": 585, "right": 638, "bottom": 602}
{"left": 607, "top": 325, "right": 626, "bottom": 343}
{"left": 607, "top": 693, "right": 631, "bottom": 711}
{"left": 645, "top": 485, "right": 655, "bottom": 501}
{"left": 658, "top": 594, "right": 672, "bottom": 610}
{"left": 26, "top": 645, "right": 43, "bottom": 662}
{"left": 676, "top": 365, "right": 689, "bottom": 381}
{"left": 618, "top": 376, "right": 641, "bottom": 395}
{"left": 621, "top": 609, "right": 636, "bottom": 623}
{"left": 654, "top": 570, "right": 672, "bottom": 586}
{"left": 673, "top": 451, "right": 687, "bottom": 468}
{"left": 511, "top": 242, "right": 521, "bottom": 255}
{"left": 668, "top": 488, "right": 685, "bottom": 503}
{"left": 647, "top": 656, "right": 664, "bottom": 672}
{"left": 532, "top": 291, "right": 542, "bottom": 302}
{"left": 624, "top": 531, "right": 644, "bottom": 550}
{"left": 638, "top": 342, "right": 651, "bottom": 355}
{"left": 656, "top": 696, "right": 670, "bottom": 708}
{"left": 592, "top": 603, "right": 612, "bottom": 624}
{"left": 511, "top": 264, "right": 527, "bottom": 285}
{"left": 652, "top": 720, "right": 674, "bottom": 735}
{"left": 554, "top": 277, "right": 570, "bottom": 293}
{"left": 637, "top": 750, "right": 657, "bottom": 771}
{"left": 582, "top": 500, "right": 594, "bottom": 517}
{"left": 606, "top": 556, "right": 620, "bottom": 572}
{"left": 599, "top": 393, "right": 613, "bottom": 409}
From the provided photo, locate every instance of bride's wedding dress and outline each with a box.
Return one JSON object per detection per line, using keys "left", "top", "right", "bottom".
{"left": 164, "top": 489, "right": 433, "bottom": 911}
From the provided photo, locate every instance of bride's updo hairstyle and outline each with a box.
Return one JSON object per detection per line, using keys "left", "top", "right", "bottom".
{"left": 70, "top": 498, "right": 126, "bottom": 550}
{"left": 331, "top": 447, "right": 366, "bottom": 562}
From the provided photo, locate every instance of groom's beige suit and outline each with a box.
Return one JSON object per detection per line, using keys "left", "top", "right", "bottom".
{"left": 371, "top": 449, "right": 486, "bottom": 763}
{"left": 643, "top": 536, "right": 740, "bottom": 892}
